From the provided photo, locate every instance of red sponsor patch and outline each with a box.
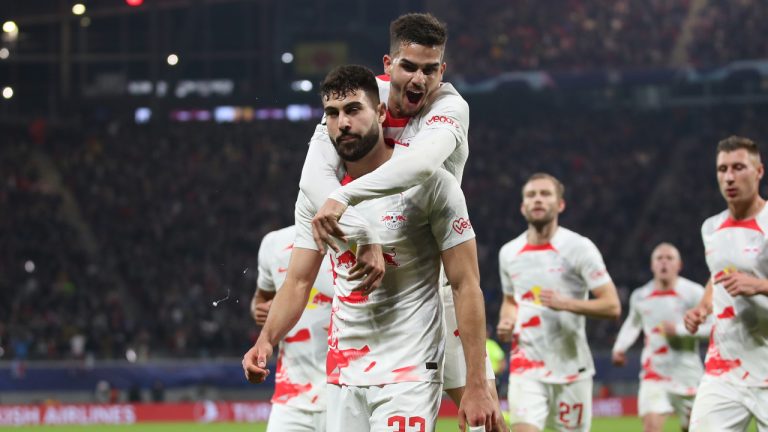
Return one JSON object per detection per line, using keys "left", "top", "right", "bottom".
{"left": 452, "top": 217, "right": 472, "bottom": 234}
{"left": 425, "top": 115, "right": 458, "bottom": 128}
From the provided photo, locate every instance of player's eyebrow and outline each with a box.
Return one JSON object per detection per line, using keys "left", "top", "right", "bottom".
{"left": 400, "top": 58, "right": 440, "bottom": 70}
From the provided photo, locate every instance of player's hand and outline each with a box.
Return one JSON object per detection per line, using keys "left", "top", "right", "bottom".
{"left": 242, "top": 338, "right": 273, "bottom": 384}
{"left": 251, "top": 300, "right": 272, "bottom": 326}
{"left": 458, "top": 382, "right": 497, "bottom": 431}
{"left": 716, "top": 271, "right": 764, "bottom": 297}
{"left": 540, "top": 289, "right": 571, "bottom": 311}
{"left": 661, "top": 321, "right": 677, "bottom": 337}
{"left": 311, "top": 198, "right": 348, "bottom": 252}
{"left": 684, "top": 305, "right": 709, "bottom": 334}
{"left": 611, "top": 350, "right": 626, "bottom": 366}
{"left": 348, "top": 244, "right": 385, "bottom": 295}
{"left": 496, "top": 318, "right": 515, "bottom": 343}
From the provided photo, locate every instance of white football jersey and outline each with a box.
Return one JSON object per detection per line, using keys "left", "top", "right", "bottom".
{"left": 294, "top": 169, "right": 475, "bottom": 386}
{"left": 613, "top": 277, "right": 707, "bottom": 395}
{"left": 257, "top": 226, "right": 334, "bottom": 411}
{"left": 498, "top": 227, "right": 612, "bottom": 384}
{"left": 701, "top": 207, "right": 768, "bottom": 387}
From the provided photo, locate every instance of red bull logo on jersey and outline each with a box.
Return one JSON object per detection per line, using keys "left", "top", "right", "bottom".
{"left": 382, "top": 248, "right": 399, "bottom": 267}
{"left": 336, "top": 250, "right": 357, "bottom": 270}
{"left": 381, "top": 211, "right": 407, "bottom": 230}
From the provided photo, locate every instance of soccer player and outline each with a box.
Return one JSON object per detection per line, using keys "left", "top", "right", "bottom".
{"left": 684, "top": 136, "right": 768, "bottom": 432}
{"left": 243, "top": 65, "right": 496, "bottom": 431}
{"left": 496, "top": 173, "right": 621, "bottom": 432}
{"left": 612, "top": 243, "right": 709, "bottom": 432}
{"left": 298, "top": 12, "right": 503, "bottom": 428}
{"left": 250, "top": 225, "right": 334, "bottom": 431}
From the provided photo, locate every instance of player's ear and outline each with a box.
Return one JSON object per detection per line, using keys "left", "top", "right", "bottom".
{"left": 377, "top": 103, "right": 387, "bottom": 124}
{"left": 383, "top": 54, "right": 393, "bottom": 75}
{"left": 558, "top": 199, "right": 566, "bottom": 213}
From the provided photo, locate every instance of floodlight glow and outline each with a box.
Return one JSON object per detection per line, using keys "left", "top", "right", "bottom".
{"left": 72, "top": 4, "right": 86, "bottom": 15}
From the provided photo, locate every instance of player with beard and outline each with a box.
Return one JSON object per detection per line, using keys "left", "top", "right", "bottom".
{"left": 243, "top": 65, "right": 496, "bottom": 431}
{"left": 291, "top": 13, "right": 505, "bottom": 429}
{"left": 612, "top": 243, "right": 709, "bottom": 432}
{"left": 684, "top": 136, "right": 768, "bottom": 432}
{"left": 496, "top": 173, "right": 621, "bottom": 432}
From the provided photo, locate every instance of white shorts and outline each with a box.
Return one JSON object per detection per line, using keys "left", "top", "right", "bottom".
{"left": 326, "top": 381, "right": 441, "bottom": 432}
{"left": 266, "top": 403, "right": 326, "bottom": 432}
{"left": 690, "top": 376, "right": 768, "bottom": 432}
{"left": 441, "top": 285, "right": 495, "bottom": 390}
{"left": 638, "top": 381, "right": 694, "bottom": 428}
{"left": 507, "top": 375, "right": 593, "bottom": 432}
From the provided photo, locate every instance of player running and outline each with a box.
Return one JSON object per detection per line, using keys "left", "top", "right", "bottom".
{"left": 685, "top": 136, "right": 768, "bottom": 432}
{"left": 612, "top": 243, "right": 709, "bottom": 432}
{"left": 496, "top": 173, "right": 621, "bottom": 432}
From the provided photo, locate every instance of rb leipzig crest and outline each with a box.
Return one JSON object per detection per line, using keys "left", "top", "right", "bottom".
{"left": 381, "top": 211, "right": 407, "bottom": 230}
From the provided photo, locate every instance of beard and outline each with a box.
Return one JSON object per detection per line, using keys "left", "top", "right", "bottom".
{"left": 524, "top": 209, "right": 556, "bottom": 230}
{"left": 332, "top": 121, "right": 380, "bottom": 162}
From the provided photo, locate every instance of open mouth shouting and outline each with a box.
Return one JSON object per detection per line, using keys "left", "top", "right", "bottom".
{"left": 405, "top": 89, "right": 425, "bottom": 106}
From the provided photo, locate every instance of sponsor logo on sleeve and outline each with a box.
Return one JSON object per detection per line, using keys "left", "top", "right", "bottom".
{"left": 425, "top": 114, "right": 459, "bottom": 128}
{"left": 451, "top": 217, "right": 472, "bottom": 234}
{"left": 589, "top": 269, "right": 607, "bottom": 280}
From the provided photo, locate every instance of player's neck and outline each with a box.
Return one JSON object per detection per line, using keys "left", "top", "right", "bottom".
{"left": 344, "top": 140, "right": 393, "bottom": 179}
{"left": 654, "top": 277, "right": 676, "bottom": 291}
{"left": 526, "top": 221, "right": 559, "bottom": 245}
{"left": 728, "top": 195, "right": 766, "bottom": 220}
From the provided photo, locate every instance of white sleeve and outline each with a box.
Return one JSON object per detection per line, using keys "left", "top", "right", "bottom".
{"left": 256, "top": 232, "right": 276, "bottom": 292}
{"left": 293, "top": 191, "right": 321, "bottom": 252}
{"left": 428, "top": 173, "right": 475, "bottom": 251}
{"left": 612, "top": 292, "right": 643, "bottom": 353}
{"left": 329, "top": 96, "right": 468, "bottom": 207}
{"left": 499, "top": 246, "right": 515, "bottom": 296}
{"left": 298, "top": 122, "right": 381, "bottom": 245}
{"left": 575, "top": 238, "right": 613, "bottom": 290}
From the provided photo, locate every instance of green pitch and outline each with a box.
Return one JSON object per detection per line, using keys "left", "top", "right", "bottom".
{"left": 0, "top": 417, "right": 757, "bottom": 431}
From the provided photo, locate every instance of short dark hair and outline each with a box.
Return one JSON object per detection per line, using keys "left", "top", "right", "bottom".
{"left": 320, "top": 65, "right": 380, "bottom": 106}
{"left": 389, "top": 13, "right": 447, "bottom": 56}
{"left": 717, "top": 135, "right": 761, "bottom": 161}
{"left": 523, "top": 173, "right": 565, "bottom": 200}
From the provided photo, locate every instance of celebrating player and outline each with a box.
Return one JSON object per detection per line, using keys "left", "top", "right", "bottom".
{"left": 685, "top": 136, "right": 768, "bottom": 432}
{"left": 249, "top": 225, "right": 334, "bottom": 431}
{"left": 243, "top": 65, "right": 496, "bottom": 431}
{"left": 298, "top": 13, "right": 503, "bottom": 429}
{"left": 496, "top": 173, "right": 621, "bottom": 432}
{"left": 612, "top": 243, "right": 709, "bottom": 432}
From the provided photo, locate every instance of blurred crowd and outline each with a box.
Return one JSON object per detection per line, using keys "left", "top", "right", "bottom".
{"left": 4, "top": 104, "right": 768, "bottom": 361}
{"left": 441, "top": 0, "right": 767, "bottom": 76}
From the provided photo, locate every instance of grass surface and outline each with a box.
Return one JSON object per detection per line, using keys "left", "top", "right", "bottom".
{"left": 0, "top": 416, "right": 758, "bottom": 431}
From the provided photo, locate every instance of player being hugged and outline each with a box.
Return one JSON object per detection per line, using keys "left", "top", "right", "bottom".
{"left": 243, "top": 65, "right": 496, "bottom": 432}
{"left": 685, "top": 136, "right": 768, "bottom": 432}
